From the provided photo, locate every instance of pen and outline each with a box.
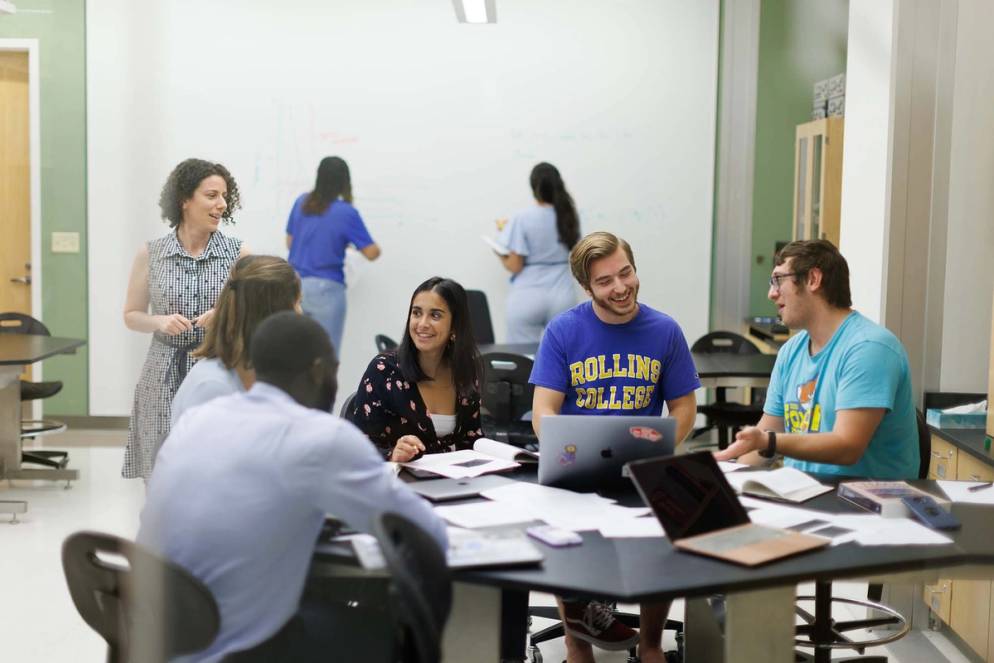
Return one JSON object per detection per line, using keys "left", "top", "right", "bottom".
{"left": 967, "top": 481, "right": 993, "bottom": 492}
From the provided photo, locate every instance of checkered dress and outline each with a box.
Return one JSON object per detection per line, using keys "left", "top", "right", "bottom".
{"left": 123, "top": 231, "right": 242, "bottom": 479}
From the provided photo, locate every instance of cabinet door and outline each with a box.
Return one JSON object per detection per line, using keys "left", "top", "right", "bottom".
{"left": 958, "top": 453, "right": 994, "bottom": 484}
{"left": 928, "top": 436, "right": 958, "bottom": 480}
{"left": 951, "top": 453, "right": 994, "bottom": 659}
{"left": 923, "top": 579, "right": 952, "bottom": 624}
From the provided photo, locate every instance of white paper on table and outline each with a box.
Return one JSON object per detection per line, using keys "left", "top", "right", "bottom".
{"left": 718, "top": 461, "right": 748, "bottom": 473}
{"left": 480, "top": 481, "right": 616, "bottom": 508}
{"left": 539, "top": 504, "right": 652, "bottom": 532}
{"left": 599, "top": 516, "right": 665, "bottom": 538}
{"left": 402, "top": 449, "right": 518, "bottom": 479}
{"left": 434, "top": 501, "right": 537, "bottom": 528}
{"left": 848, "top": 517, "right": 953, "bottom": 546}
{"left": 937, "top": 480, "right": 994, "bottom": 505}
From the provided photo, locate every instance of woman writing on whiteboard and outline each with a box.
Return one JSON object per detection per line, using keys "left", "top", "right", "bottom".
{"left": 286, "top": 156, "right": 381, "bottom": 355}
{"left": 494, "top": 162, "right": 580, "bottom": 343}
{"left": 346, "top": 277, "right": 483, "bottom": 461}
{"left": 123, "top": 158, "right": 247, "bottom": 480}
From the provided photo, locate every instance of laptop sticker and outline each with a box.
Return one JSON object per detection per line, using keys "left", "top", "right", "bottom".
{"left": 629, "top": 426, "right": 663, "bottom": 442}
{"left": 559, "top": 444, "right": 577, "bottom": 466}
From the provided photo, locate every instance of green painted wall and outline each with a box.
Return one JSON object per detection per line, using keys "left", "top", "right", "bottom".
{"left": 748, "top": 0, "right": 848, "bottom": 316}
{"left": 0, "top": 0, "right": 88, "bottom": 414}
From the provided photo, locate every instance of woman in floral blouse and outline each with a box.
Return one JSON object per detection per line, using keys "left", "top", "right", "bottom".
{"left": 346, "top": 277, "right": 483, "bottom": 460}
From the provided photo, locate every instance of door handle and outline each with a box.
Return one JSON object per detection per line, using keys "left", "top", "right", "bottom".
{"left": 10, "top": 276, "right": 31, "bottom": 285}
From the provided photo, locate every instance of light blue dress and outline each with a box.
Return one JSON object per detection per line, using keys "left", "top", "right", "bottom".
{"left": 496, "top": 204, "right": 577, "bottom": 343}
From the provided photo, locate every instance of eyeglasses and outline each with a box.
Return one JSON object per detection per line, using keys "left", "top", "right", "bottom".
{"left": 768, "top": 272, "right": 800, "bottom": 290}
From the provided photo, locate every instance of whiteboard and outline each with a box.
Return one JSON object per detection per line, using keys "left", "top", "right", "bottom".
{"left": 87, "top": 0, "right": 719, "bottom": 415}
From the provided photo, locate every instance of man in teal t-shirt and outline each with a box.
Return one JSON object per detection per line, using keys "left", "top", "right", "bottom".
{"left": 716, "top": 240, "right": 919, "bottom": 480}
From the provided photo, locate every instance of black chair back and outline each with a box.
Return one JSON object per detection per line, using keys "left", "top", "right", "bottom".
{"left": 339, "top": 391, "right": 357, "bottom": 418}
{"left": 916, "top": 408, "right": 930, "bottom": 480}
{"left": 481, "top": 352, "right": 534, "bottom": 426}
{"left": 62, "top": 531, "right": 220, "bottom": 663}
{"left": 0, "top": 312, "right": 51, "bottom": 336}
{"left": 373, "top": 513, "right": 452, "bottom": 663}
{"left": 375, "top": 334, "right": 399, "bottom": 353}
{"left": 691, "top": 331, "right": 760, "bottom": 356}
{"left": 465, "top": 290, "right": 495, "bottom": 345}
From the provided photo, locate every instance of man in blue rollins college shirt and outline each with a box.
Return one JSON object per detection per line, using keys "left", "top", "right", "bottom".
{"left": 530, "top": 232, "right": 700, "bottom": 663}
{"left": 716, "top": 239, "right": 919, "bottom": 480}
{"left": 138, "top": 313, "right": 446, "bottom": 662}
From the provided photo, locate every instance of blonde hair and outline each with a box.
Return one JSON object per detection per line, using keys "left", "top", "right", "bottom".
{"left": 569, "top": 231, "right": 636, "bottom": 288}
{"left": 194, "top": 255, "right": 301, "bottom": 369}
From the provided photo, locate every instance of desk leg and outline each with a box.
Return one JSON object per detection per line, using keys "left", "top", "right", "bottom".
{"left": 443, "top": 582, "right": 503, "bottom": 662}
{"left": 685, "top": 586, "right": 796, "bottom": 663}
{"left": 501, "top": 589, "right": 528, "bottom": 662}
{"left": 0, "top": 366, "right": 21, "bottom": 479}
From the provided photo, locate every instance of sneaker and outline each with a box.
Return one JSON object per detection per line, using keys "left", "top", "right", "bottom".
{"left": 562, "top": 600, "right": 639, "bottom": 651}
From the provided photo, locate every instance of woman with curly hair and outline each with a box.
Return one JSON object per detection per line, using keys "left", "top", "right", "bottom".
{"left": 123, "top": 158, "right": 248, "bottom": 479}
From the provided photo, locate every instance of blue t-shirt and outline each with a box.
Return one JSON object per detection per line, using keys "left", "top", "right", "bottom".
{"left": 285, "top": 196, "right": 374, "bottom": 284}
{"left": 765, "top": 311, "right": 919, "bottom": 480}
{"left": 496, "top": 204, "right": 573, "bottom": 289}
{"left": 530, "top": 301, "right": 700, "bottom": 415}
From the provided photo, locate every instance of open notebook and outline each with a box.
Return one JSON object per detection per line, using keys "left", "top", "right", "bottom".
{"left": 724, "top": 467, "right": 833, "bottom": 503}
{"left": 402, "top": 438, "right": 537, "bottom": 479}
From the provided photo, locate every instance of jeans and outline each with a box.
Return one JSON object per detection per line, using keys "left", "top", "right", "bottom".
{"left": 301, "top": 277, "right": 347, "bottom": 356}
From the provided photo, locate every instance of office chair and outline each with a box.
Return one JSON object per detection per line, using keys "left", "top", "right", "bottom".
{"left": 690, "top": 331, "right": 764, "bottom": 450}
{"left": 792, "top": 410, "right": 929, "bottom": 662}
{"left": 0, "top": 312, "right": 70, "bottom": 469}
{"left": 528, "top": 605, "right": 684, "bottom": 663}
{"left": 465, "top": 289, "right": 496, "bottom": 345}
{"left": 62, "top": 530, "right": 220, "bottom": 663}
{"left": 375, "top": 334, "right": 399, "bottom": 353}
{"left": 373, "top": 512, "right": 452, "bottom": 663}
{"left": 339, "top": 391, "right": 357, "bottom": 418}
{"left": 480, "top": 352, "right": 537, "bottom": 449}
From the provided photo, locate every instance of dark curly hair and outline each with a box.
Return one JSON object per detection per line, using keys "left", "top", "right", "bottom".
{"left": 159, "top": 158, "right": 242, "bottom": 228}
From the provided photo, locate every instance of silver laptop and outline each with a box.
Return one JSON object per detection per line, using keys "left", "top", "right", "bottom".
{"left": 408, "top": 474, "right": 517, "bottom": 502}
{"left": 538, "top": 415, "right": 676, "bottom": 490}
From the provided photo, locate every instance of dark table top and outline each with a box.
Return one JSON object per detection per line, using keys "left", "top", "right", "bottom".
{"left": 0, "top": 335, "right": 86, "bottom": 365}
{"left": 691, "top": 352, "right": 776, "bottom": 379}
{"left": 314, "top": 467, "right": 994, "bottom": 604}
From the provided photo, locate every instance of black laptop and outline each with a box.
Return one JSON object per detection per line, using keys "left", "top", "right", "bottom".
{"left": 626, "top": 451, "right": 829, "bottom": 566}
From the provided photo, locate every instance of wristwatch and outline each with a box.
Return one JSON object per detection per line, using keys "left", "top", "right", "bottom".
{"left": 759, "top": 430, "right": 777, "bottom": 458}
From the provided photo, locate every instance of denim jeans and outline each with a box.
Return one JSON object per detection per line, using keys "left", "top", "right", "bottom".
{"left": 301, "top": 277, "right": 347, "bottom": 355}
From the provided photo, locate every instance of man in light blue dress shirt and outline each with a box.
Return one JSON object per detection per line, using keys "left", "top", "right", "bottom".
{"left": 138, "top": 312, "right": 447, "bottom": 662}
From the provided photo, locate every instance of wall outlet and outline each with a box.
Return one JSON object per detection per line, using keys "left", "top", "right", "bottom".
{"left": 51, "top": 231, "right": 80, "bottom": 254}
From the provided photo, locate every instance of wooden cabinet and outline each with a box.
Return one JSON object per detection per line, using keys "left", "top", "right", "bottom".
{"left": 928, "top": 435, "right": 958, "bottom": 480}
{"left": 949, "top": 453, "right": 994, "bottom": 660}
{"left": 793, "top": 118, "right": 844, "bottom": 246}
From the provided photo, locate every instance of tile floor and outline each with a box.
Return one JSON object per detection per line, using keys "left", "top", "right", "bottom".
{"left": 0, "top": 430, "right": 976, "bottom": 662}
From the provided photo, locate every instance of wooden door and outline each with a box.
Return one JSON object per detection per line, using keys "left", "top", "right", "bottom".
{"left": 0, "top": 50, "right": 32, "bottom": 316}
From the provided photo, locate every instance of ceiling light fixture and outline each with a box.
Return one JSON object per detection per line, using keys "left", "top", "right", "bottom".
{"left": 452, "top": 0, "right": 496, "bottom": 24}
{"left": 0, "top": 1, "right": 18, "bottom": 16}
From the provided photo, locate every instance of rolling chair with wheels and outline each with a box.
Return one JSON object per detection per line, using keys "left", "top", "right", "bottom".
{"left": 792, "top": 409, "right": 930, "bottom": 662}
{"left": 373, "top": 512, "right": 452, "bottom": 663}
{"left": 465, "top": 289, "right": 496, "bottom": 345}
{"left": 690, "top": 331, "right": 764, "bottom": 450}
{"left": 0, "top": 312, "right": 70, "bottom": 469}
{"left": 61, "top": 530, "right": 220, "bottom": 663}
{"left": 480, "top": 352, "right": 537, "bottom": 449}
{"left": 528, "top": 605, "right": 684, "bottom": 663}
